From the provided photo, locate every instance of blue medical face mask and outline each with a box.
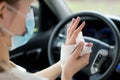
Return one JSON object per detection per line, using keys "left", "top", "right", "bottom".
{"left": 10, "top": 9, "right": 35, "bottom": 50}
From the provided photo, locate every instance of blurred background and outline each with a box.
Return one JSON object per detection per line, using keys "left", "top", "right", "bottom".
{"left": 65, "top": 0, "right": 120, "bottom": 16}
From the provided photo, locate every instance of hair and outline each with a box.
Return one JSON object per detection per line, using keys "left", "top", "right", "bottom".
{"left": 0, "top": 0, "right": 19, "bottom": 6}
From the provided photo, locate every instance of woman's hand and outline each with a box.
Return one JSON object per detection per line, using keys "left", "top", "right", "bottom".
{"left": 65, "top": 16, "right": 85, "bottom": 45}
{"left": 61, "top": 17, "right": 93, "bottom": 80}
{"left": 62, "top": 42, "right": 93, "bottom": 80}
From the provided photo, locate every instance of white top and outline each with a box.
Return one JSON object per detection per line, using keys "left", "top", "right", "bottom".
{"left": 0, "top": 62, "right": 48, "bottom": 80}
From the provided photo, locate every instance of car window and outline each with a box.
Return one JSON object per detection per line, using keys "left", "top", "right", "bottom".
{"left": 65, "top": 0, "right": 120, "bottom": 16}
{"left": 32, "top": 0, "right": 39, "bottom": 8}
{"left": 31, "top": 0, "right": 40, "bottom": 32}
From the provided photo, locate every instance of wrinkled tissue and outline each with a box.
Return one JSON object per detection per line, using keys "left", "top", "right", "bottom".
{"left": 60, "top": 32, "right": 92, "bottom": 68}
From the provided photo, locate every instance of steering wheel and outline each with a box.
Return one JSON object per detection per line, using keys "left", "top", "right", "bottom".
{"left": 48, "top": 11, "right": 120, "bottom": 80}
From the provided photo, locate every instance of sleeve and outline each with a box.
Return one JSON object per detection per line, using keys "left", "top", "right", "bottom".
{"left": 10, "top": 61, "right": 26, "bottom": 72}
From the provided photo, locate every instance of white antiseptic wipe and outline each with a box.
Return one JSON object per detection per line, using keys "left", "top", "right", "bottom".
{"left": 76, "top": 32, "right": 92, "bottom": 56}
{"left": 60, "top": 32, "right": 92, "bottom": 68}
{"left": 0, "top": 63, "right": 48, "bottom": 80}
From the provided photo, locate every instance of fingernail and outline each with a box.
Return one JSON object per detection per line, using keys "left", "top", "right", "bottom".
{"left": 89, "top": 43, "right": 93, "bottom": 47}
{"left": 82, "top": 21, "right": 86, "bottom": 26}
{"left": 91, "top": 43, "right": 93, "bottom": 46}
{"left": 76, "top": 16, "right": 80, "bottom": 19}
{"left": 72, "top": 18, "right": 75, "bottom": 20}
{"left": 83, "top": 21, "right": 86, "bottom": 23}
{"left": 77, "top": 16, "right": 80, "bottom": 18}
{"left": 86, "top": 43, "right": 93, "bottom": 47}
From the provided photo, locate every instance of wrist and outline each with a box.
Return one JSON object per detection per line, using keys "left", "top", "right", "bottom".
{"left": 56, "top": 61, "right": 62, "bottom": 73}
{"left": 61, "top": 70, "right": 72, "bottom": 80}
{"left": 56, "top": 61, "right": 61, "bottom": 68}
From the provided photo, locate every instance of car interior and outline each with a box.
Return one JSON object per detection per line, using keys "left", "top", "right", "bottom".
{"left": 10, "top": 0, "right": 120, "bottom": 80}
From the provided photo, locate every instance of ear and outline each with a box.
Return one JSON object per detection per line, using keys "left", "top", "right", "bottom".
{"left": 0, "top": 2, "right": 9, "bottom": 24}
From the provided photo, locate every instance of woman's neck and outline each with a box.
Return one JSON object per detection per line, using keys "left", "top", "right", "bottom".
{"left": 0, "top": 62, "right": 14, "bottom": 72}
{"left": 0, "top": 35, "right": 11, "bottom": 72}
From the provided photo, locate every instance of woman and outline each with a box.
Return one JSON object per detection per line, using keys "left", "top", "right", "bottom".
{"left": 0, "top": 0, "right": 93, "bottom": 80}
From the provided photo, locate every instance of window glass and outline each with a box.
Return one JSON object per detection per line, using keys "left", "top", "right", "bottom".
{"left": 32, "top": 0, "right": 40, "bottom": 32}
{"left": 65, "top": 0, "right": 120, "bottom": 16}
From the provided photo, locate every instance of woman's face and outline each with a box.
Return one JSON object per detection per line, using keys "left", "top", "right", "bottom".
{"left": 0, "top": 0, "right": 33, "bottom": 36}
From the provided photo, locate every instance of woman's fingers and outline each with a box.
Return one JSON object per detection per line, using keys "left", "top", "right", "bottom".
{"left": 86, "top": 43, "right": 93, "bottom": 47}
{"left": 70, "top": 21, "right": 86, "bottom": 42}
{"left": 72, "top": 42, "right": 84, "bottom": 59}
{"left": 71, "top": 18, "right": 75, "bottom": 26}
{"left": 67, "top": 18, "right": 75, "bottom": 38}
{"left": 66, "top": 17, "right": 87, "bottom": 45}
{"left": 78, "top": 54, "right": 90, "bottom": 66}
{"left": 68, "top": 17, "right": 80, "bottom": 38}
{"left": 67, "top": 24, "right": 71, "bottom": 38}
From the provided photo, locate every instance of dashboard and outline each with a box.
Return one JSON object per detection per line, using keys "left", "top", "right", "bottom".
{"left": 82, "top": 19, "right": 120, "bottom": 45}
{"left": 83, "top": 26, "right": 114, "bottom": 45}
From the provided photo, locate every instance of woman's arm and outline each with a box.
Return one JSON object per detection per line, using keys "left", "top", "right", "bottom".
{"left": 33, "top": 61, "right": 61, "bottom": 80}
{"left": 34, "top": 17, "right": 93, "bottom": 80}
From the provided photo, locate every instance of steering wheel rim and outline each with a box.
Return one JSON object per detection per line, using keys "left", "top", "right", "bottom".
{"left": 48, "top": 11, "right": 120, "bottom": 80}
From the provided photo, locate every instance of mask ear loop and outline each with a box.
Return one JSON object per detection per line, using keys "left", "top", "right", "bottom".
{"left": 7, "top": 4, "right": 25, "bottom": 18}
{"left": 0, "top": 24, "right": 14, "bottom": 36}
